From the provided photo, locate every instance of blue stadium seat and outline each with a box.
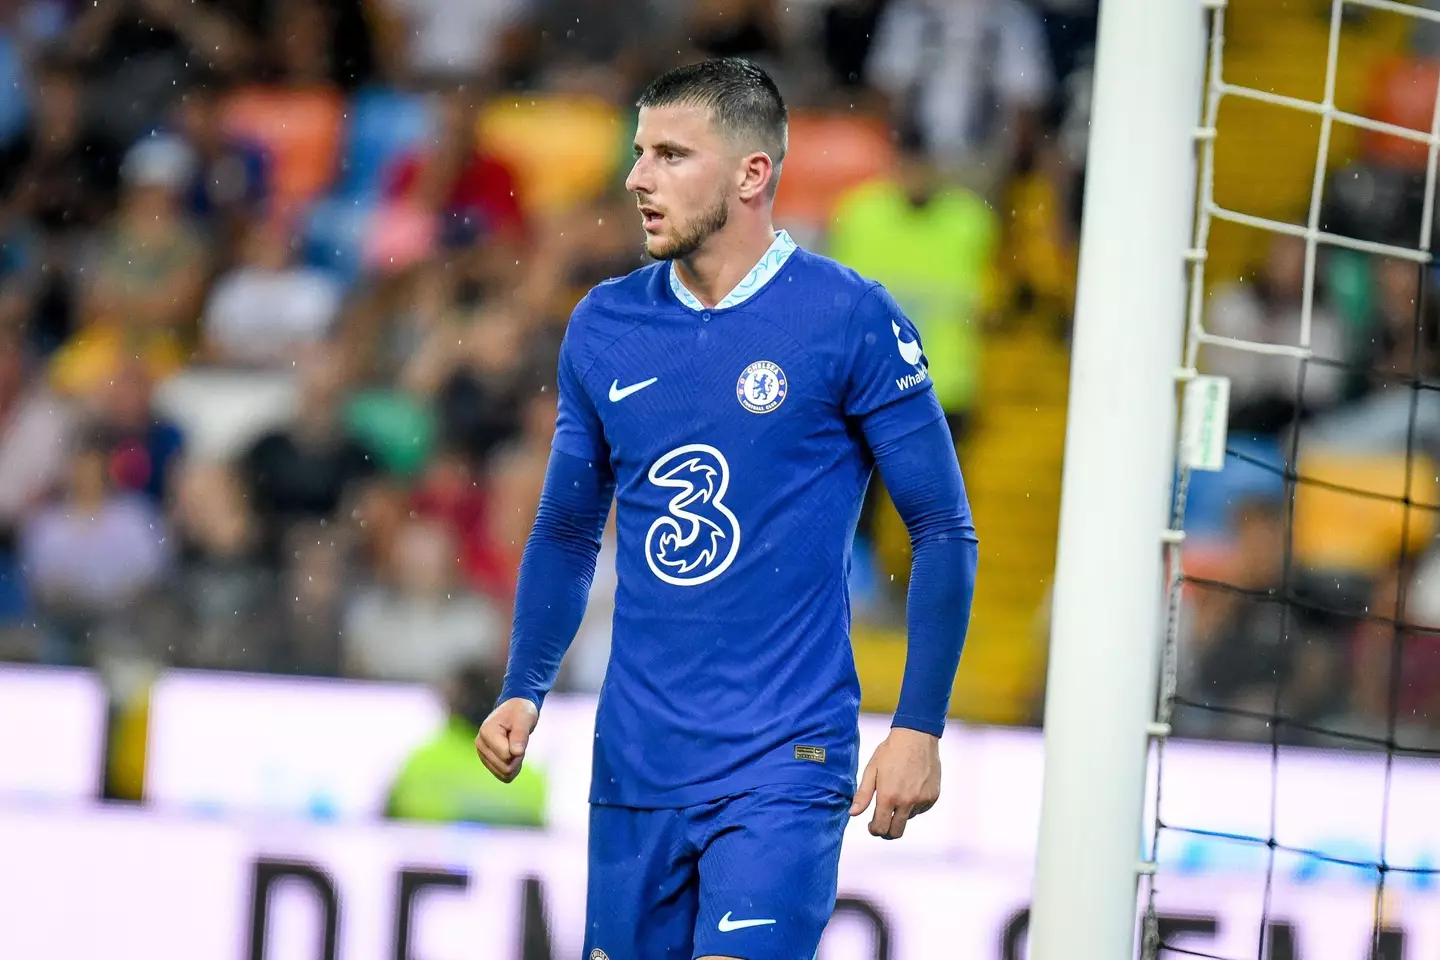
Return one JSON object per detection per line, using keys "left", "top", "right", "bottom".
{"left": 0, "top": 553, "right": 29, "bottom": 622}
{"left": 302, "top": 196, "right": 376, "bottom": 286}
{"left": 335, "top": 88, "right": 435, "bottom": 201}
{"left": 1179, "top": 434, "right": 1287, "bottom": 539}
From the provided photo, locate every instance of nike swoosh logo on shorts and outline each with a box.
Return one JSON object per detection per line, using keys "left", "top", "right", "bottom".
{"left": 609, "top": 377, "right": 658, "bottom": 401}
{"left": 717, "top": 911, "right": 777, "bottom": 932}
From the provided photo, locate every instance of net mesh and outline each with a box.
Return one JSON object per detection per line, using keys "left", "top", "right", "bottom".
{"left": 1147, "top": 0, "right": 1440, "bottom": 957}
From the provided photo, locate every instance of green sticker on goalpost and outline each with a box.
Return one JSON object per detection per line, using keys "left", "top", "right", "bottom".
{"left": 1179, "top": 375, "right": 1230, "bottom": 473}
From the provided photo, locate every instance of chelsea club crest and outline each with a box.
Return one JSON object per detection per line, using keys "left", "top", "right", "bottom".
{"left": 736, "top": 360, "right": 787, "bottom": 414}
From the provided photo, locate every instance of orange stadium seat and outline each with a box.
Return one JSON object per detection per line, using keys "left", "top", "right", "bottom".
{"left": 1361, "top": 56, "right": 1440, "bottom": 172}
{"left": 477, "top": 94, "right": 625, "bottom": 217}
{"left": 223, "top": 85, "right": 345, "bottom": 210}
{"left": 1293, "top": 452, "right": 1439, "bottom": 574}
{"left": 774, "top": 112, "right": 895, "bottom": 234}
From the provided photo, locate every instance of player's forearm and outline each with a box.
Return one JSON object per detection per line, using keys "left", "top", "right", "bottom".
{"left": 895, "top": 533, "right": 978, "bottom": 735}
{"left": 871, "top": 417, "right": 979, "bottom": 737}
{"left": 499, "top": 448, "right": 615, "bottom": 710}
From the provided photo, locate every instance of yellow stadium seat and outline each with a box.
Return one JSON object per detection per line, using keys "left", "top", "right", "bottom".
{"left": 1293, "top": 452, "right": 1439, "bottom": 574}
{"left": 109, "top": 682, "right": 151, "bottom": 802}
{"left": 478, "top": 94, "right": 625, "bottom": 217}
{"left": 1202, "top": 2, "right": 1416, "bottom": 288}
{"left": 223, "top": 85, "right": 345, "bottom": 210}
{"left": 49, "top": 324, "right": 188, "bottom": 399}
{"left": 1005, "top": 171, "right": 1078, "bottom": 323}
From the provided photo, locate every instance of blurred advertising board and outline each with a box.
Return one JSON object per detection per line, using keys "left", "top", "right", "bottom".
{"left": 142, "top": 672, "right": 1440, "bottom": 884}
{"left": 0, "top": 665, "right": 106, "bottom": 803}
{"left": 143, "top": 672, "right": 971, "bottom": 852}
{"left": 145, "top": 671, "right": 447, "bottom": 820}
{"left": 1, "top": 805, "right": 1439, "bottom": 960}
{"left": 964, "top": 726, "right": 1440, "bottom": 885}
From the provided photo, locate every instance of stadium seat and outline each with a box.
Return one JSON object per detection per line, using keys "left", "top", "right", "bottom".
{"left": 1362, "top": 56, "right": 1440, "bottom": 173}
{"left": 1293, "top": 451, "right": 1439, "bottom": 574}
{"left": 1203, "top": 12, "right": 1414, "bottom": 287}
{"left": 223, "top": 85, "right": 345, "bottom": 210}
{"left": 336, "top": 88, "right": 435, "bottom": 201}
{"left": 477, "top": 94, "right": 624, "bottom": 217}
{"left": 775, "top": 111, "right": 895, "bottom": 235}
{"left": 0, "top": 554, "right": 28, "bottom": 622}
{"left": 1004, "top": 171, "right": 1078, "bottom": 325}
{"left": 108, "top": 682, "right": 150, "bottom": 802}
{"left": 48, "top": 325, "right": 188, "bottom": 399}
{"left": 302, "top": 196, "right": 376, "bottom": 285}
{"left": 1180, "top": 435, "right": 1288, "bottom": 540}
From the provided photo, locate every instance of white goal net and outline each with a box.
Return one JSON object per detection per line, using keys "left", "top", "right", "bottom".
{"left": 1149, "top": 0, "right": 1440, "bottom": 958}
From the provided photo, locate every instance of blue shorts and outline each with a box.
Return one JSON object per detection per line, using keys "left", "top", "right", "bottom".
{"left": 583, "top": 784, "right": 850, "bottom": 960}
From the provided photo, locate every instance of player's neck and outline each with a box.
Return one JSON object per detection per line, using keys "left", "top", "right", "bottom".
{"left": 673, "top": 221, "right": 779, "bottom": 309}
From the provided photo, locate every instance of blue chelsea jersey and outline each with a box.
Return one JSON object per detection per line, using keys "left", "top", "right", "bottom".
{"left": 554, "top": 231, "right": 945, "bottom": 808}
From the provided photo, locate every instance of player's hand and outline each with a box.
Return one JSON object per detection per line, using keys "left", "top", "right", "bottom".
{"left": 474, "top": 697, "right": 539, "bottom": 783}
{"left": 849, "top": 726, "right": 941, "bottom": 840}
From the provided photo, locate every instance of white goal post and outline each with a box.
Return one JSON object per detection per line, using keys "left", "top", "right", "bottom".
{"left": 1027, "top": 0, "right": 1206, "bottom": 958}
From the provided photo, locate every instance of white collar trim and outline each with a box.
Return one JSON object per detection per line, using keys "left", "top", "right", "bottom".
{"left": 668, "top": 229, "right": 797, "bottom": 312}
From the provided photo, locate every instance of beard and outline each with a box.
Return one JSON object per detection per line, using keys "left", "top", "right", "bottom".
{"left": 644, "top": 189, "right": 730, "bottom": 261}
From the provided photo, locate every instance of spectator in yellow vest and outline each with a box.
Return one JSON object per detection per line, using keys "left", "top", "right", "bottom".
{"left": 386, "top": 660, "right": 548, "bottom": 827}
{"left": 827, "top": 127, "right": 998, "bottom": 448}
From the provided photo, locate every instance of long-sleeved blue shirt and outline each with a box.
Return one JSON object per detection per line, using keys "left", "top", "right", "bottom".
{"left": 500, "top": 234, "right": 977, "bottom": 808}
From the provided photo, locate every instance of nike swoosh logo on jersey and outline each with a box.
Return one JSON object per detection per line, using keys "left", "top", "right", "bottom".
{"left": 717, "top": 912, "right": 777, "bottom": 932}
{"left": 609, "top": 377, "right": 658, "bottom": 401}
{"left": 891, "top": 321, "right": 924, "bottom": 366}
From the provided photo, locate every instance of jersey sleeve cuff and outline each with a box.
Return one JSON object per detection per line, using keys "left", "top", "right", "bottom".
{"left": 498, "top": 685, "right": 546, "bottom": 712}
{"left": 891, "top": 712, "right": 947, "bottom": 738}
{"left": 550, "top": 432, "right": 606, "bottom": 464}
{"left": 858, "top": 389, "right": 947, "bottom": 449}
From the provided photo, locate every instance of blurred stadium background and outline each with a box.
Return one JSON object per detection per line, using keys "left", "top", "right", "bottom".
{"left": 5, "top": 0, "right": 1440, "bottom": 955}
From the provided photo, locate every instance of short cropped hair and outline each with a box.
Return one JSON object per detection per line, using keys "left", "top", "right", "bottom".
{"left": 636, "top": 57, "right": 789, "bottom": 196}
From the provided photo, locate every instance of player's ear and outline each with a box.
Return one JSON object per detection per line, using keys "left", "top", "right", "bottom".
{"left": 736, "top": 151, "right": 774, "bottom": 202}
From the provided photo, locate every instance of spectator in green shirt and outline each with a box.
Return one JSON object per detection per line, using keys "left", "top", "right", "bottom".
{"left": 386, "top": 659, "right": 548, "bottom": 827}
{"left": 827, "top": 126, "right": 999, "bottom": 447}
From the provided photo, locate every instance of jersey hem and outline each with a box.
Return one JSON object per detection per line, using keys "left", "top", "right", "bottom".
{"left": 587, "top": 766, "right": 857, "bottom": 810}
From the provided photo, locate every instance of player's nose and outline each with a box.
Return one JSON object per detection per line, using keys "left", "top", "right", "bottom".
{"left": 624, "top": 156, "right": 651, "bottom": 195}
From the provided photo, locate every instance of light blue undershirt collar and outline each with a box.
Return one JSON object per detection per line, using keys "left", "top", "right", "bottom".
{"left": 668, "top": 229, "right": 798, "bottom": 312}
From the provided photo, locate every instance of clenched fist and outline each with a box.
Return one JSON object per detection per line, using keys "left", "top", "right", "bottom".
{"left": 474, "top": 697, "right": 540, "bottom": 783}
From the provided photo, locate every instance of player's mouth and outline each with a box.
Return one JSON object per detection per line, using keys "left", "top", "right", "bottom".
{"left": 639, "top": 206, "right": 665, "bottom": 233}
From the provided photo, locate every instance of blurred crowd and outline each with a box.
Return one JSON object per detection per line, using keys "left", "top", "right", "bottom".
{"left": 1177, "top": 23, "right": 1440, "bottom": 752}
{"left": 23, "top": 0, "right": 1440, "bottom": 767}
{"left": 0, "top": 0, "right": 1096, "bottom": 716}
